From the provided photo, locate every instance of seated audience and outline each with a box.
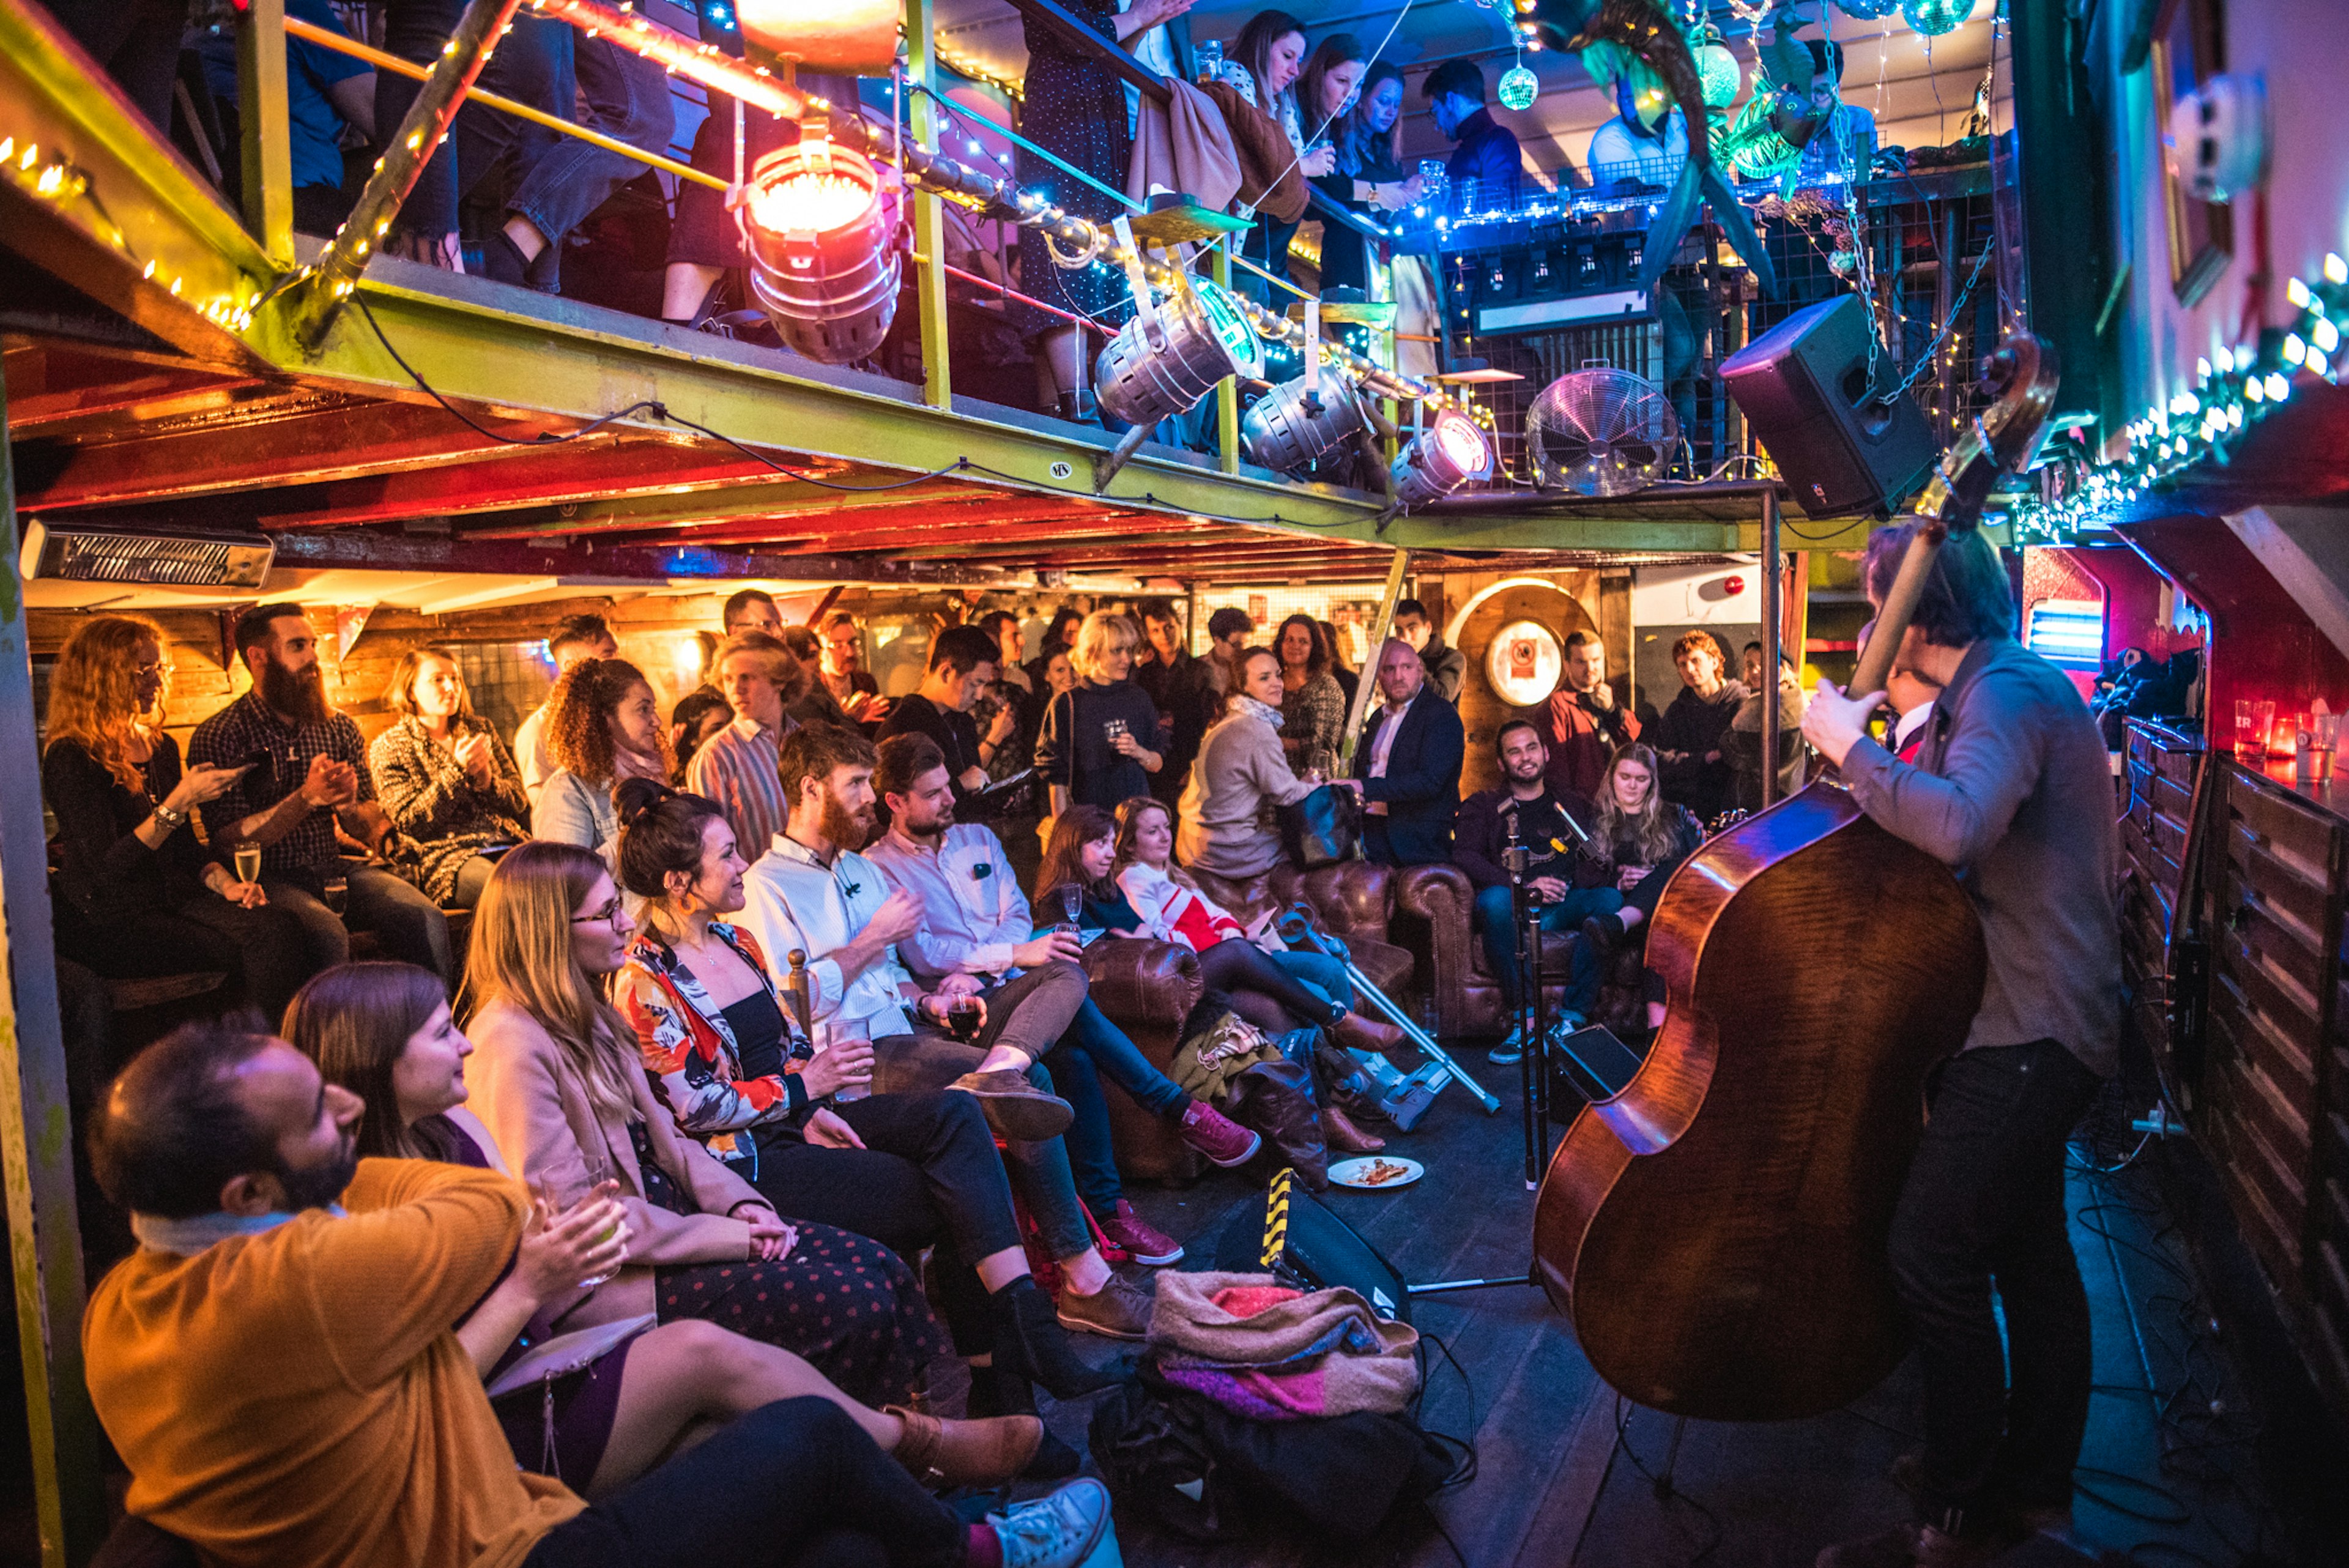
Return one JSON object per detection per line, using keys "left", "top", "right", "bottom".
{"left": 878, "top": 624, "right": 1021, "bottom": 821}
{"left": 1343, "top": 637, "right": 1466, "bottom": 866}
{"left": 611, "top": 784, "right": 1117, "bottom": 1463}
{"left": 1113, "top": 797, "right": 1405, "bottom": 1062}
{"left": 1274, "top": 614, "right": 1346, "bottom": 772}
{"left": 1035, "top": 611, "right": 1162, "bottom": 819}
{"left": 817, "top": 611, "right": 893, "bottom": 727}
{"left": 687, "top": 630, "right": 804, "bottom": 858}
{"left": 462, "top": 842, "right": 946, "bottom": 1407}
{"left": 369, "top": 645, "right": 530, "bottom": 909}
{"left": 1578, "top": 743, "right": 1707, "bottom": 1024}
{"left": 1726, "top": 643, "right": 1809, "bottom": 809}
{"left": 533, "top": 657, "right": 672, "bottom": 863}
{"left": 1527, "top": 630, "right": 1639, "bottom": 801}
{"left": 516, "top": 613, "right": 619, "bottom": 801}
{"left": 1650, "top": 630, "right": 1746, "bottom": 825}
{"left": 1453, "top": 721, "right": 1622, "bottom": 1064}
{"left": 81, "top": 1017, "right": 1111, "bottom": 1568}
{"left": 738, "top": 726, "right": 1151, "bottom": 1345}
{"left": 190, "top": 603, "right": 453, "bottom": 981}
{"left": 1390, "top": 599, "right": 1464, "bottom": 705}
{"left": 42, "top": 615, "right": 309, "bottom": 1022}
{"left": 1175, "top": 645, "right": 1314, "bottom": 880}
{"left": 866, "top": 737, "right": 1258, "bottom": 1262}
{"left": 286, "top": 960, "right": 1041, "bottom": 1494}
{"left": 667, "top": 688, "right": 734, "bottom": 780}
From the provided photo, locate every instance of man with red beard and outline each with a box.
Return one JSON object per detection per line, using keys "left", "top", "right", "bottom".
{"left": 189, "top": 604, "right": 453, "bottom": 981}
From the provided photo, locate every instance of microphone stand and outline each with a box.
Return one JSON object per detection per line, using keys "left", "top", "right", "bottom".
{"left": 1504, "top": 811, "right": 1548, "bottom": 1191}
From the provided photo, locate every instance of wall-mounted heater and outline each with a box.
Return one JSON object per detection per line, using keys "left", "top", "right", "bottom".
{"left": 20, "top": 522, "right": 275, "bottom": 587}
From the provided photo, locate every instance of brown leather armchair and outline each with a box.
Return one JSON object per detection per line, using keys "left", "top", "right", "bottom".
{"left": 1390, "top": 864, "right": 1583, "bottom": 1041}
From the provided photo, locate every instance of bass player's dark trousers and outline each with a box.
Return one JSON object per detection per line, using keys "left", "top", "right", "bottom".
{"left": 1887, "top": 1038, "right": 2102, "bottom": 1533}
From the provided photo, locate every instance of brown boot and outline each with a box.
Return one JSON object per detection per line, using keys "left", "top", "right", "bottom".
{"left": 887, "top": 1404, "right": 1043, "bottom": 1488}
{"left": 1330, "top": 1009, "right": 1414, "bottom": 1066}
{"left": 1322, "top": 1103, "right": 1386, "bottom": 1153}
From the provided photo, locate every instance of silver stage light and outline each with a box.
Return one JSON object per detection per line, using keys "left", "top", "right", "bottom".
{"left": 741, "top": 138, "right": 902, "bottom": 363}
{"left": 1094, "top": 280, "right": 1263, "bottom": 428}
{"left": 1242, "top": 376, "right": 1367, "bottom": 474}
{"left": 1391, "top": 411, "right": 1496, "bottom": 507}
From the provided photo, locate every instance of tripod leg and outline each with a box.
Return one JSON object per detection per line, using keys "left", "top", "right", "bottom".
{"left": 1655, "top": 1414, "right": 1688, "bottom": 1499}
{"left": 1516, "top": 886, "right": 1538, "bottom": 1188}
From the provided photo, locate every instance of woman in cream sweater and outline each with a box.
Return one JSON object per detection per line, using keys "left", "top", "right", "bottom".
{"left": 1174, "top": 647, "right": 1314, "bottom": 880}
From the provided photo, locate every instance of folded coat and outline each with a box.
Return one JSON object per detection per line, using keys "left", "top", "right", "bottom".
{"left": 1197, "top": 80, "right": 1310, "bottom": 223}
{"left": 1146, "top": 1270, "right": 1419, "bottom": 1418}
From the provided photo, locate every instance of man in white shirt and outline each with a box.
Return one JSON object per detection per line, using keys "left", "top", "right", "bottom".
{"left": 866, "top": 735, "right": 1260, "bottom": 1266}
{"left": 514, "top": 612, "right": 618, "bottom": 800}
{"left": 1585, "top": 82, "right": 1688, "bottom": 193}
{"left": 740, "top": 723, "right": 1152, "bottom": 1340}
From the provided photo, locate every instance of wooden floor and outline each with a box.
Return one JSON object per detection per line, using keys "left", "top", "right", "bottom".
{"left": 1028, "top": 1061, "right": 2336, "bottom": 1568}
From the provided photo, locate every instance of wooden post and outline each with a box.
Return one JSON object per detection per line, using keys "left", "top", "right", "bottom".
{"left": 1760, "top": 486, "right": 1783, "bottom": 808}
{"left": 236, "top": 0, "right": 294, "bottom": 267}
{"left": 1340, "top": 550, "right": 1410, "bottom": 767}
{"left": 0, "top": 363, "right": 108, "bottom": 1568}
{"left": 1212, "top": 243, "right": 1239, "bottom": 474}
{"left": 905, "top": 0, "right": 952, "bottom": 412}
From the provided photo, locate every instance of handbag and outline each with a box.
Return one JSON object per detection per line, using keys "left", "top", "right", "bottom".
{"left": 1277, "top": 782, "right": 1360, "bottom": 869}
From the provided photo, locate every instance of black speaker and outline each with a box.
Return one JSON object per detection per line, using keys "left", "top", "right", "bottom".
{"left": 1212, "top": 1169, "right": 1414, "bottom": 1322}
{"left": 1721, "top": 294, "right": 1936, "bottom": 519}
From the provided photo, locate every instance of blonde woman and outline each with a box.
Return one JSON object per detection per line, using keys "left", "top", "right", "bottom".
{"left": 1033, "top": 611, "right": 1160, "bottom": 817}
{"left": 369, "top": 645, "right": 530, "bottom": 908}
{"left": 1578, "top": 741, "right": 1705, "bottom": 956}
{"left": 41, "top": 615, "right": 309, "bottom": 1017}
{"left": 460, "top": 842, "right": 946, "bottom": 1409}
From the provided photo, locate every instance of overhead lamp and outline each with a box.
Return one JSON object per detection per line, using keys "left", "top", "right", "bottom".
{"left": 1242, "top": 376, "right": 1367, "bottom": 474}
{"left": 1094, "top": 280, "right": 1263, "bottom": 428}
{"left": 1391, "top": 411, "right": 1495, "bottom": 508}
{"left": 733, "top": 0, "right": 899, "bottom": 73}
{"left": 20, "top": 522, "right": 274, "bottom": 587}
{"left": 740, "top": 138, "right": 902, "bottom": 364}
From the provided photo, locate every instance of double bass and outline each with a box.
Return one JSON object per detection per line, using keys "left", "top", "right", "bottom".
{"left": 1531, "top": 335, "right": 2061, "bottom": 1421}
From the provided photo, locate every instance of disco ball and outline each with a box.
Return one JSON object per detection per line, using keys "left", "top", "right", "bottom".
{"left": 1831, "top": 0, "right": 1901, "bottom": 18}
{"left": 1497, "top": 63, "right": 1539, "bottom": 112}
{"left": 1696, "top": 40, "right": 1740, "bottom": 107}
{"left": 1900, "top": 0, "right": 1972, "bottom": 36}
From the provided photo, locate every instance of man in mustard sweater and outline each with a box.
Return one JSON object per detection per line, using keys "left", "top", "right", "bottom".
{"left": 82, "top": 1019, "right": 1113, "bottom": 1568}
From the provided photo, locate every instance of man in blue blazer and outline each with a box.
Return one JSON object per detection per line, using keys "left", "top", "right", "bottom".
{"left": 1343, "top": 639, "right": 1466, "bottom": 866}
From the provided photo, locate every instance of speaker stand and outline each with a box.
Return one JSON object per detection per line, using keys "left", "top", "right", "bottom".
{"left": 1405, "top": 1271, "right": 1538, "bottom": 1296}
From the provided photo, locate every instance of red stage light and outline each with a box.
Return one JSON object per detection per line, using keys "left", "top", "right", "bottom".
{"left": 740, "top": 139, "right": 902, "bottom": 364}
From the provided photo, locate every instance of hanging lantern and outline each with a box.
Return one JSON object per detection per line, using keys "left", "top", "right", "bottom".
{"left": 1694, "top": 31, "right": 1741, "bottom": 108}
{"left": 1899, "top": 0, "right": 1973, "bottom": 37}
{"left": 1831, "top": 0, "right": 1901, "bottom": 19}
{"left": 1094, "top": 281, "right": 1264, "bottom": 429}
{"left": 1497, "top": 61, "right": 1540, "bottom": 113}
{"left": 734, "top": 0, "right": 900, "bottom": 75}
{"left": 740, "top": 138, "right": 903, "bottom": 363}
{"left": 1243, "top": 377, "right": 1367, "bottom": 474}
{"left": 1391, "top": 412, "right": 1495, "bottom": 507}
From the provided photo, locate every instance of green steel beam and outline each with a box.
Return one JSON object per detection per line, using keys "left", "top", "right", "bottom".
{"left": 236, "top": 0, "right": 294, "bottom": 268}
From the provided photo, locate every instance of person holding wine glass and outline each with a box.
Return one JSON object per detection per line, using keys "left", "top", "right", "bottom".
{"left": 41, "top": 615, "right": 312, "bottom": 1021}
{"left": 1034, "top": 612, "right": 1162, "bottom": 830}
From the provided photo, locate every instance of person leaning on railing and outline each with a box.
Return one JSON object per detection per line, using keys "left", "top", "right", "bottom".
{"left": 1312, "top": 61, "right": 1420, "bottom": 295}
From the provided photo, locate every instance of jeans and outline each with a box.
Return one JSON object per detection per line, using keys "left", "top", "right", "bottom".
{"left": 1046, "top": 996, "right": 1191, "bottom": 1211}
{"left": 54, "top": 894, "right": 316, "bottom": 1024}
{"left": 378, "top": 2, "right": 571, "bottom": 250}
{"left": 1888, "top": 1039, "right": 2103, "bottom": 1531}
{"left": 1471, "top": 883, "right": 1622, "bottom": 1015}
{"left": 523, "top": 1398, "right": 963, "bottom": 1568}
{"left": 1269, "top": 949, "right": 1352, "bottom": 1011}
{"left": 505, "top": 33, "right": 675, "bottom": 285}
{"left": 262, "top": 863, "right": 455, "bottom": 984}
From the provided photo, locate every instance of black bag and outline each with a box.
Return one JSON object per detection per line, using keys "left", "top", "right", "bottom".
{"left": 1212, "top": 1167, "right": 1413, "bottom": 1323}
{"left": 1277, "top": 782, "right": 1360, "bottom": 868}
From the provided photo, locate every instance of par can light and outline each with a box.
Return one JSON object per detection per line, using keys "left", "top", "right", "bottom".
{"left": 1392, "top": 412, "right": 1495, "bottom": 507}
{"left": 741, "top": 139, "right": 902, "bottom": 364}
{"left": 1094, "top": 281, "right": 1264, "bottom": 428}
{"left": 733, "top": 0, "right": 900, "bottom": 75}
{"left": 1242, "top": 375, "right": 1367, "bottom": 474}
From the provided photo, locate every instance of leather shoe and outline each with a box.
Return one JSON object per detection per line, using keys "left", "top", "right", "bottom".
{"left": 949, "top": 1071, "right": 1074, "bottom": 1140}
{"left": 1330, "top": 1008, "right": 1415, "bottom": 1066}
{"left": 1322, "top": 1103, "right": 1386, "bottom": 1153}
{"left": 887, "top": 1404, "right": 1041, "bottom": 1488}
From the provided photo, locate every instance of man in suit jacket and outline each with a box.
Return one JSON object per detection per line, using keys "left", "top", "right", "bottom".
{"left": 1342, "top": 638, "right": 1465, "bottom": 866}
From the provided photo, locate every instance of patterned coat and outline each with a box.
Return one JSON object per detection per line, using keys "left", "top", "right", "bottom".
{"left": 366, "top": 716, "right": 528, "bottom": 904}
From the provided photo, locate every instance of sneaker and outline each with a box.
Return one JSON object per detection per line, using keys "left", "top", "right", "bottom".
{"left": 1096, "top": 1199, "right": 1184, "bottom": 1266}
{"left": 1056, "top": 1273, "right": 1154, "bottom": 1340}
{"left": 990, "top": 1476, "right": 1113, "bottom": 1568}
{"left": 1488, "top": 1025, "right": 1525, "bottom": 1066}
{"left": 1177, "top": 1101, "right": 1261, "bottom": 1167}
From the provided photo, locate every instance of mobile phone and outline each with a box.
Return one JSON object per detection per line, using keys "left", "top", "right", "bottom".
{"left": 231, "top": 747, "right": 272, "bottom": 773}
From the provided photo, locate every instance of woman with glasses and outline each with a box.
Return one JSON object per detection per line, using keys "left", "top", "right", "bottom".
{"left": 369, "top": 645, "right": 530, "bottom": 909}
{"left": 41, "top": 615, "right": 311, "bottom": 1019}
{"left": 462, "top": 842, "right": 946, "bottom": 1410}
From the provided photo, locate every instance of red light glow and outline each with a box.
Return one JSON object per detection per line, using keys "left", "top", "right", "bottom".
{"left": 745, "top": 168, "right": 878, "bottom": 236}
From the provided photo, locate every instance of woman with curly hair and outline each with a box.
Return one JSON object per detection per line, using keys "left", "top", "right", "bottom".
{"left": 531, "top": 657, "right": 674, "bottom": 865}
{"left": 40, "top": 615, "right": 310, "bottom": 1017}
{"left": 369, "top": 646, "right": 530, "bottom": 908}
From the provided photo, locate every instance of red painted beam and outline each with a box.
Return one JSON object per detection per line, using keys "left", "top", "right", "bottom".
{"left": 453, "top": 482, "right": 1019, "bottom": 541}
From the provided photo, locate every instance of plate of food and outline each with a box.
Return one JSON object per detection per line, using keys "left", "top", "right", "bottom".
{"left": 1328, "top": 1156, "right": 1423, "bottom": 1191}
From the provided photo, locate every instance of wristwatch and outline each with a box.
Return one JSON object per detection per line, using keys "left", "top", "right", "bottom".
{"left": 152, "top": 801, "right": 188, "bottom": 830}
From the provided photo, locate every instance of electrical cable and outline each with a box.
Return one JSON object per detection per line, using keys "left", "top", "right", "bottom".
{"left": 1609, "top": 1395, "right": 1723, "bottom": 1564}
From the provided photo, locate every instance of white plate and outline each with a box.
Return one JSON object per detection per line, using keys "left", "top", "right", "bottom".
{"left": 1327, "top": 1156, "right": 1424, "bottom": 1191}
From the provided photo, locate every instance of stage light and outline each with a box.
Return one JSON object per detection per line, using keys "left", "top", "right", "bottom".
{"left": 1390, "top": 411, "right": 1494, "bottom": 507}
{"left": 1094, "top": 280, "right": 1263, "bottom": 428}
{"left": 740, "top": 138, "right": 902, "bottom": 364}
{"left": 1242, "top": 376, "right": 1367, "bottom": 474}
{"left": 734, "top": 0, "right": 899, "bottom": 73}
{"left": 1899, "top": 0, "right": 1972, "bottom": 37}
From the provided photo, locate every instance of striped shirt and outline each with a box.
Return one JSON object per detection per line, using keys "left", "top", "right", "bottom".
{"left": 685, "top": 715, "right": 794, "bottom": 858}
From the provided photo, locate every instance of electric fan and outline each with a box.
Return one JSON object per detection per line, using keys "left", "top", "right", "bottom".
{"left": 1525, "top": 368, "right": 1679, "bottom": 497}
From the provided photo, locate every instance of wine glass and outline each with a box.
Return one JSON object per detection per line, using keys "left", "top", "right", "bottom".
{"left": 1059, "top": 883, "right": 1084, "bottom": 933}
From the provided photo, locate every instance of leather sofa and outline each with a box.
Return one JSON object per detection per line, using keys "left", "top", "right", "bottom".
{"left": 1387, "top": 863, "right": 1586, "bottom": 1041}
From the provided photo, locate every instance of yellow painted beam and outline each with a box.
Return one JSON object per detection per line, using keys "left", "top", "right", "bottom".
{"left": 236, "top": 0, "right": 294, "bottom": 267}
{"left": 905, "top": 0, "right": 952, "bottom": 412}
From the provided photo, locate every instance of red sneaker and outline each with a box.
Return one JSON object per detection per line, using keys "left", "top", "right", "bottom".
{"left": 1178, "top": 1099, "right": 1263, "bottom": 1168}
{"left": 1095, "top": 1200, "right": 1184, "bottom": 1266}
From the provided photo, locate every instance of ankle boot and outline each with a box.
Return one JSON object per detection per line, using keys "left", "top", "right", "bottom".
{"left": 888, "top": 1404, "right": 1042, "bottom": 1489}
{"left": 1322, "top": 1102, "right": 1386, "bottom": 1153}
{"left": 967, "top": 1367, "right": 1080, "bottom": 1480}
{"left": 1056, "top": 389, "right": 1102, "bottom": 426}
{"left": 988, "top": 1277, "right": 1118, "bottom": 1400}
{"left": 1329, "top": 1008, "right": 1414, "bottom": 1066}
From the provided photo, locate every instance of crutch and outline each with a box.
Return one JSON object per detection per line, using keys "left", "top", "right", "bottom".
{"left": 1276, "top": 907, "right": 1502, "bottom": 1116}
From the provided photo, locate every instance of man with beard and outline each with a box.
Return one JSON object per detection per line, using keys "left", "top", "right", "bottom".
{"left": 739, "top": 725, "right": 1153, "bottom": 1340}
{"left": 81, "top": 1019, "right": 1115, "bottom": 1568}
{"left": 190, "top": 604, "right": 453, "bottom": 980}
{"left": 1453, "top": 720, "right": 1622, "bottom": 1063}
{"left": 865, "top": 735, "right": 1256, "bottom": 1267}
{"left": 1338, "top": 638, "right": 1464, "bottom": 867}
{"left": 1650, "top": 630, "right": 1746, "bottom": 823}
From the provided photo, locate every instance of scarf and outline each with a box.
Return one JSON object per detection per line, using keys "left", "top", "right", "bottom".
{"left": 1230, "top": 694, "right": 1285, "bottom": 730}
{"left": 132, "top": 1206, "right": 337, "bottom": 1257}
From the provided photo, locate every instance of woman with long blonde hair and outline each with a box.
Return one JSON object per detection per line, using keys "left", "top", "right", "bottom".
{"left": 1578, "top": 742, "right": 1706, "bottom": 964}
{"left": 42, "top": 614, "right": 310, "bottom": 1016}
{"left": 459, "top": 841, "right": 947, "bottom": 1410}
{"left": 286, "top": 959, "right": 1043, "bottom": 1496}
